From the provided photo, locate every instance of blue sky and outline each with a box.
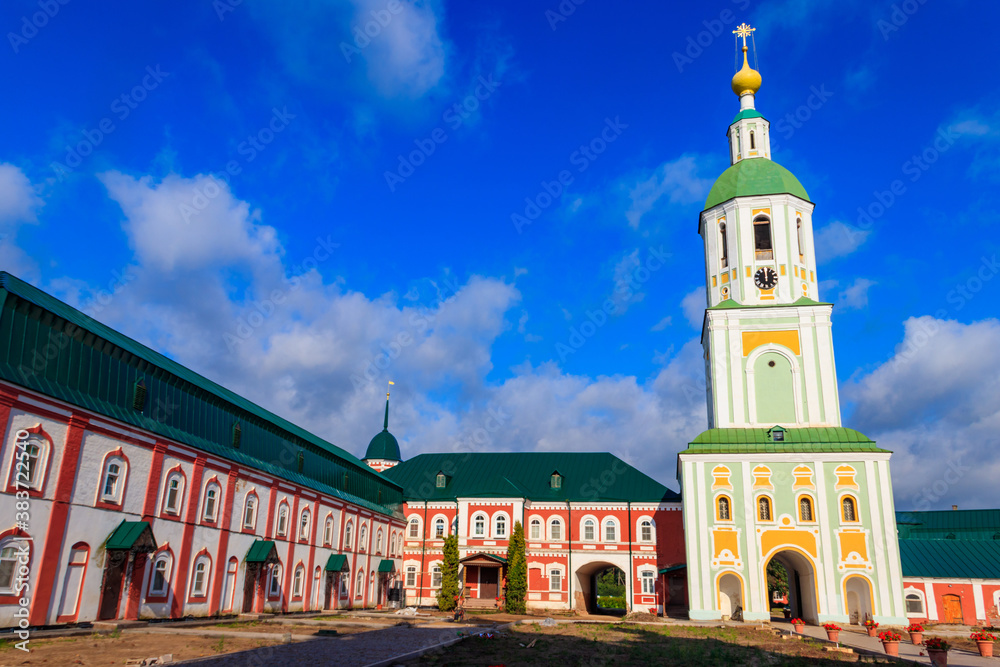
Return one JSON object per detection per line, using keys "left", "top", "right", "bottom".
{"left": 1, "top": 0, "right": 998, "bottom": 509}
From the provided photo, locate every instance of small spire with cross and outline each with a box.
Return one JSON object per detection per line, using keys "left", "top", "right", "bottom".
{"left": 733, "top": 22, "right": 755, "bottom": 49}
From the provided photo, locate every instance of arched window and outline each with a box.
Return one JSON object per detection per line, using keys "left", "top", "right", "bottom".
{"left": 719, "top": 222, "right": 729, "bottom": 268}
{"left": 389, "top": 532, "right": 396, "bottom": 556}
{"left": 324, "top": 516, "right": 334, "bottom": 546}
{"left": 550, "top": 519, "right": 562, "bottom": 541}
{"left": 203, "top": 484, "right": 219, "bottom": 521}
{"left": 495, "top": 515, "right": 507, "bottom": 538}
{"left": 359, "top": 524, "right": 368, "bottom": 550}
{"left": 758, "top": 496, "right": 772, "bottom": 521}
{"left": 717, "top": 496, "right": 732, "bottom": 521}
{"left": 376, "top": 529, "right": 383, "bottom": 554}
{"left": 163, "top": 473, "right": 184, "bottom": 515}
{"left": 405, "top": 565, "right": 417, "bottom": 587}
{"left": 355, "top": 570, "right": 364, "bottom": 598}
{"left": 101, "top": 460, "right": 123, "bottom": 502}
{"left": 434, "top": 518, "right": 446, "bottom": 539}
{"left": 431, "top": 564, "right": 442, "bottom": 588}
{"left": 276, "top": 504, "right": 289, "bottom": 537}
{"left": 641, "top": 570, "right": 656, "bottom": 594}
{"left": 150, "top": 553, "right": 171, "bottom": 597}
{"left": 407, "top": 517, "right": 419, "bottom": 539}
{"left": 905, "top": 591, "right": 925, "bottom": 615}
{"left": 299, "top": 509, "right": 311, "bottom": 540}
{"left": 796, "top": 218, "right": 805, "bottom": 260}
{"left": 293, "top": 565, "right": 305, "bottom": 598}
{"left": 842, "top": 496, "right": 858, "bottom": 522}
{"left": 640, "top": 520, "right": 653, "bottom": 542}
{"left": 604, "top": 519, "right": 618, "bottom": 542}
{"left": 269, "top": 565, "right": 282, "bottom": 597}
{"left": 799, "top": 496, "right": 814, "bottom": 522}
{"left": 0, "top": 540, "right": 22, "bottom": 593}
{"left": 190, "top": 556, "right": 210, "bottom": 598}
{"left": 344, "top": 521, "right": 353, "bottom": 549}
{"left": 475, "top": 514, "right": 488, "bottom": 538}
{"left": 529, "top": 518, "right": 541, "bottom": 540}
{"left": 243, "top": 494, "right": 258, "bottom": 530}
{"left": 753, "top": 215, "right": 773, "bottom": 260}
{"left": 549, "top": 568, "right": 562, "bottom": 591}
{"left": 583, "top": 519, "right": 596, "bottom": 541}
{"left": 749, "top": 130, "right": 756, "bottom": 150}
{"left": 14, "top": 430, "right": 50, "bottom": 492}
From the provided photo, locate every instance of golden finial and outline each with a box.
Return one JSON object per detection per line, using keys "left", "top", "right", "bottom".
{"left": 731, "top": 22, "right": 761, "bottom": 97}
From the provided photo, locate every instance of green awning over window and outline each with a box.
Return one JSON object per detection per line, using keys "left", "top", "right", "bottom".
{"left": 377, "top": 559, "right": 395, "bottom": 573}
{"left": 659, "top": 564, "right": 686, "bottom": 575}
{"left": 246, "top": 540, "right": 279, "bottom": 564}
{"left": 325, "top": 554, "right": 349, "bottom": 572}
{"left": 105, "top": 520, "right": 156, "bottom": 552}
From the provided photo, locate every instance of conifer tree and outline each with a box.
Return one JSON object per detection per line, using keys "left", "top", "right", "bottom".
{"left": 437, "top": 534, "right": 460, "bottom": 611}
{"left": 505, "top": 520, "right": 527, "bottom": 613}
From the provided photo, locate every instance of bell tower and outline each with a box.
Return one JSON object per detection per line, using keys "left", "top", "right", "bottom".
{"left": 678, "top": 25, "right": 907, "bottom": 627}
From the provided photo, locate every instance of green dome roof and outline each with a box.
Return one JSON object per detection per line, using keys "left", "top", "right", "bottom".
{"left": 364, "top": 398, "right": 401, "bottom": 462}
{"left": 365, "top": 429, "right": 401, "bottom": 461}
{"left": 704, "top": 158, "right": 810, "bottom": 210}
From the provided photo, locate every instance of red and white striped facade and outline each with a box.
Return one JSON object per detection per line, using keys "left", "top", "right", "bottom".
{"left": 394, "top": 497, "right": 686, "bottom": 613}
{"left": 0, "top": 381, "right": 404, "bottom": 628}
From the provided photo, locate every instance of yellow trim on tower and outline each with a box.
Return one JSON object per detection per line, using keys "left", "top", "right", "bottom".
{"left": 745, "top": 267, "right": 752, "bottom": 278}
{"left": 712, "top": 275, "right": 718, "bottom": 287}
{"left": 779, "top": 264, "right": 786, "bottom": 276}
{"left": 742, "top": 330, "right": 801, "bottom": 356}
{"left": 721, "top": 272, "right": 729, "bottom": 284}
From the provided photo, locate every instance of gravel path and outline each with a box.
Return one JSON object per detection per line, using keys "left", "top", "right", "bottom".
{"left": 177, "top": 624, "right": 491, "bottom": 667}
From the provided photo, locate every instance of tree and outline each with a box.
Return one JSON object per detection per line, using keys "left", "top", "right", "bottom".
{"left": 767, "top": 560, "right": 788, "bottom": 603}
{"left": 437, "top": 534, "right": 460, "bottom": 611}
{"left": 505, "top": 521, "right": 527, "bottom": 614}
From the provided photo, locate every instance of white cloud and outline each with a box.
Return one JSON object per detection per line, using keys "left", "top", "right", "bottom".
{"left": 837, "top": 278, "right": 875, "bottom": 310}
{"left": 610, "top": 249, "right": 644, "bottom": 313}
{"left": 844, "top": 317, "right": 1000, "bottom": 510}
{"left": 949, "top": 119, "right": 991, "bottom": 137}
{"left": 624, "top": 155, "right": 712, "bottom": 229}
{"left": 814, "top": 220, "right": 870, "bottom": 263}
{"left": 356, "top": 0, "right": 448, "bottom": 99}
{"left": 681, "top": 287, "right": 705, "bottom": 329}
{"left": 651, "top": 315, "right": 672, "bottom": 331}
{"left": 0, "top": 164, "right": 44, "bottom": 277}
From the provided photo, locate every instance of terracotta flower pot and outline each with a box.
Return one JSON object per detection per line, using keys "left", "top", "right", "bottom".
{"left": 978, "top": 641, "right": 994, "bottom": 658}
{"left": 866, "top": 627, "right": 877, "bottom": 637}
{"left": 826, "top": 630, "right": 840, "bottom": 642}
{"left": 882, "top": 640, "right": 899, "bottom": 657}
{"left": 793, "top": 623, "right": 804, "bottom": 633}
{"left": 928, "top": 649, "right": 948, "bottom": 666}
{"left": 909, "top": 631, "right": 923, "bottom": 645}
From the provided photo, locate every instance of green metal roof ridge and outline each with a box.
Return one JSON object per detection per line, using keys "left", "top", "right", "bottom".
{"left": 731, "top": 109, "right": 765, "bottom": 124}
{"left": 898, "top": 538, "right": 1000, "bottom": 579}
{"left": 708, "top": 297, "right": 832, "bottom": 310}
{"left": 703, "top": 157, "right": 811, "bottom": 211}
{"left": 680, "top": 426, "right": 889, "bottom": 455}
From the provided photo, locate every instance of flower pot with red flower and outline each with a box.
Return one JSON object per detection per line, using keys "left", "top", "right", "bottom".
{"left": 863, "top": 619, "right": 879, "bottom": 637}
{"left": 924, "top": 637, "right": 950, "bottom": 666}
{"left": 790, "top": 617, "right": 805, "bottom": 633}
{"left": 878, "top": 630, "right": 902, "bottom": 657}
{"left": 904, "top": 623, "right": 923, "bottom": 645}
{"left": 971, "top": 631, "right": 996, "bottom": 657}
{"left": 822, "top": 623, "right": 841, "bottom": 642}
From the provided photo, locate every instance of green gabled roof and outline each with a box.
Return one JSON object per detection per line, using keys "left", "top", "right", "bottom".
{"left": 898, "top": 539, "right": 1000, "bottom": 579}
{"left": 325, "top": 554, "right": 349, "bottom": 572}
{"left": 704, "top": 158, "right": 810, "bottom": 211}
{"left": 105, "top": 520, "right": 156, "bottom": 551}
{"left": 461, "top": 552, "right": 507, "bottom": 565}
{"left": 680, "top": 427, "right": 889, "bottom": 455}
{"left": 895, "top": 509, "right": 1000, "bottom": 541}
{"left": 377, "top": 559, "right": 396, "bottom": 573}
{"left": 383, "top": 453, "right": 680, "bottom": 503}
{"left": 731, "top": 109, "right": 765, "bottom": 124}
{"left": 708, "top": 297, "right": 831, "bottom": 310}
{"left": 0, "top": 272, "right": 402, "bottom": 518}
{"left": 246, "top": 540, "right": 279, "bottom": 564}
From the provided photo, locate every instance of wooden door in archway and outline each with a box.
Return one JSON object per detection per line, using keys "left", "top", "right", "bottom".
{"left": 943, "top": 594, "right": 963, "bottom": 624}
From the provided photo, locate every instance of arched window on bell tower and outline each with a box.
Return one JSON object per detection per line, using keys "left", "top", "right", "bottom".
{"left": 719, "top": 223, "right": 728, "bottom": 268}
{"left": 753, "top": 215, "right": 773, "bottom": 260}
{"left": 796, "top": 217, "right": 804, "bottom": 262}
{"left": 749, "top": 130, "right": 756, "bottom": 150}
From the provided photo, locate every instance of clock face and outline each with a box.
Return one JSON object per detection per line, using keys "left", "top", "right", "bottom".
{"left": 754, "top": 267, "right": 778, "bottom": 290}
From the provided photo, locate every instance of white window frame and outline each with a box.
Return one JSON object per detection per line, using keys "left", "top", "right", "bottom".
{"left": 431, "top": 563, "right": 442, "bottom": 588}
{"left": 389, "top": 532, "right": 396, "bottom": 556}
{"left": 293, "top": 565, "right": 305, "bottom": 598}
{"left": 473, "top": 512, "right": 489, "bottom": 538}
{"left": 344, "top": 521, "right": 354, "bottom": 550}
{"left": 549, "top": 518, "right": 563, "bottom": 541}
{"left": 640, "top": 569, "right": 656, "bottom": 595}
{"left": 355, "top": 570, "right": 364, "bottom": 598}
{"left": 549, "top": 568, "right": 562, "bottom": 591}
{"left": 149, "top": 554, "right": 172, "bottom": 597}
{"left": 323, "top": 515, "right": 334, "bottom": 546}
{"left": 163, "top": 473, "right": 184, "bottom": 515}
{"left": 190, "top": 556, "right": 210, "bottom": 597}
{"left": 407, "top": 516, "right": 421, "bottom": 539}
{"left": 0, "top": 539, "right": 24, "bottom": 594}
{"left": 269, "top": 565, "right": 282, "bottom": 597}
{"left": 243, "top": 493, "right": 258, "bottom": 530}
{"left": 637, "top": 517, "right": 654, "bottom": 543}
{"left": 904, "top": 587, "right": 926, "bottom": 617}
{"left": 359, "top": 523, "right": 368, "bottom": 551}
{"left": 299, "top": 508, "right": 311, "bottom": 540}
{"left": 581, "top": 516, "right": 598, "bottom": 542}
{"left": 16, "top": 434, "right": 49, "bottom": 492}
{"left": 528, "top": 517, "right": 542, "bottom": 541}
{"left": 275, "top": 503, "right": 290, "bottom": 537}
{"left": 602, "top": 518, "right": 618, "bottom": 543}
{"left": 100, "top": 457, "right": 126, "bottom": 503}
{"left": 202, "top": 483, "right": 220, "bottom": 521}
{"left": 375, "top": 529, "right": 383, "bottom": 554}
{"left": 434, "top": 517, "right": 446, "bottom": 539}
{"left": 493, "top": 512, "right": 509, "bottom": 539}
{"left": 405, "top": 565, "right": 417, "bottom": 587}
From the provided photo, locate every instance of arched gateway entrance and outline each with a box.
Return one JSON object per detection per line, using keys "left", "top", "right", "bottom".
{"left": 574, "top": 561, "right": 629, "bottom": 615}
{"left": 764, "top": 549, "right": 819, "bottom": 624}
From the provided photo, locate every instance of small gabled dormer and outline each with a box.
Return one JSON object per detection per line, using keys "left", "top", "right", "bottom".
{"left": 549, "top": 470, "right": 563, "bottom": 490}
{"left": 435, "top": 471, "right": 450, "bottom": 489}
{"left": 767, "top": 425, "right": 786, "bottom": 442}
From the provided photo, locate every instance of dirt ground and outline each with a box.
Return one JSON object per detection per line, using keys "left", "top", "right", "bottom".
{"left": 404, "top": 622, "right": 868, "bottom": 667}
{"left": 0, "top": 631, "right": 280, "bottom": 666}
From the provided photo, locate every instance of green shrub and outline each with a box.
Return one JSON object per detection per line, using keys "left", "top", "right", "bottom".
{"left": 597, "top": 595, "right": 626, "bottom": 609}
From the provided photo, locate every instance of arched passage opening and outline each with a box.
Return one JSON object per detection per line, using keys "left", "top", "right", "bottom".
{"left": 844, "top": 575, "right": 874, "bottom": 625}
{"left": 765, "top": 549, "right": 819, "bottom": 624}
{"left": 574, "top": 561, "right": 628, "bottom": 616}
{"left": 717, "top": 572, "right": 743, "bottom": 620}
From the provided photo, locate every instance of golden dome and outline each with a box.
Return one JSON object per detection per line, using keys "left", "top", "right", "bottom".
{"left": 731, "top": 46, "right": 761, "bottom": 97}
